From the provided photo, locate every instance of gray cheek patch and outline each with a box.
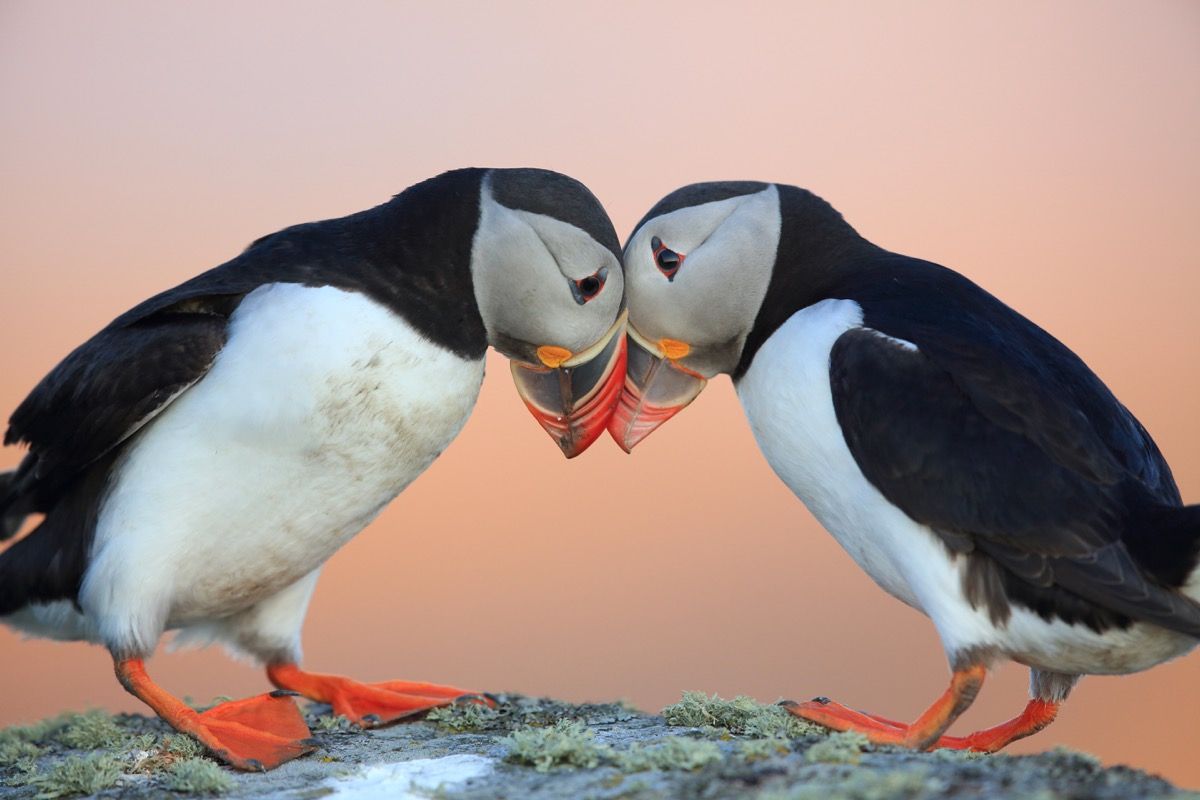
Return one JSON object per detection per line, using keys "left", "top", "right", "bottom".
{"left": 622, "top": 186, "right": 781, "bottom": 376}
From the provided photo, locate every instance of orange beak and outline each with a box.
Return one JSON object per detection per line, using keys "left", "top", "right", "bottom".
{"left": 607, "top": 325, "right": 707, "bottom": 453}
{"left": 510, "top": 311, "right": 628, "bottom": 458}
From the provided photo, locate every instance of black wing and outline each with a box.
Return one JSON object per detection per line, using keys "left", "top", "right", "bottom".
{"left": 0, "top": 291, "right": 237, "bottom": 614}
{"left": 829, "top": 323, "right": 1200, "bottom": 637}
{"left": 4, "top": 295, "right": 237, "bottom": 518}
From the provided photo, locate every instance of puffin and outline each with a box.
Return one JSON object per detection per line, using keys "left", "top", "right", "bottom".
{"left": 610, "top": 181, "right": 1200, "bottom": 752}
{"left": 0, "top": 167, "right": 628, "bottom": 770}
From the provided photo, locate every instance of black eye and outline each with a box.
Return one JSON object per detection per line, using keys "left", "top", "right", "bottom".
{"left": 651, "top": 236, "right": 684, "bottom": 281}
{"left": 570, "top": 266, "right": 607, "bottom": 305}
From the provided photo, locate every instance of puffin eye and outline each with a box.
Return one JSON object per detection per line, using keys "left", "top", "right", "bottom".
{"left": 570, "top": 266, "right": 607, "bottom": 305}
{"left": 650, "top": 236, "right": 684, "bottom": 281}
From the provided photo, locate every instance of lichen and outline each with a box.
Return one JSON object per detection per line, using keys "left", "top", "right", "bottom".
{"left": 165, "top": 758, "right": 235, "bottom": 794}
{"left": 502, "top": 720, "right": 612, "bottom": 772}
{"left": 804, "top": 731, "right": 870, "bottom": 765}
{"left": 738, "top": 737, "right": 790, "bottom": 762}
{"left": 0, "top": 738, "right": 42, "bottom": 767}
{"left": 57, "top": 710, "right": 127, "bottom": 750}
{"left": 425, "top": 702, "right": 499, "bottom": 732}
{"left": 19, "top": 753, "right": 124, "bottom": 798}
{"left": 164, "top": 733, "right": 210, "bottom": 759}
{"left": 0, "top": 712, "right": 77, "bottom": 746}
{"left": 313, "top": 714, "right": 359, "bottom": 734}
{"left": 616, "top": 737, "right": 724, "bottom": 772}
{"left": 663, "top": 691, "right": 823, "bottom": 738}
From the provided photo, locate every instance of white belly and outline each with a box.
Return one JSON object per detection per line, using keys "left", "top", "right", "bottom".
{"left": 82, "top": 283, "right": 484, "bottom": 652}
{"left": 735, "top": 299, "right": 1197, "bottom": 672}
{"left": 736, "top": 300, "right": 935, "bottom": 608}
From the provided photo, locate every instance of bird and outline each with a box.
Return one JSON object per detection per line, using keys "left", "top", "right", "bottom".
{"left": 0, "top": 167, "right": 628, "bottom": 770}
{"left": 610, "top": 180, "right": 1200, "bottom": 752}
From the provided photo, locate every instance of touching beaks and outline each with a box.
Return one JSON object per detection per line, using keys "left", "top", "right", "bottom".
{"left": 607, "top": 325, "right": 707, "bottom": 453}
{"left": 510, "top": 310, "right": 628, "bottom": 459}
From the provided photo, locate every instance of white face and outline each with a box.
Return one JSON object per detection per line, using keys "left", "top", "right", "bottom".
{"left": 470, "top": 181, "right": 624, "bottom": 363}
{"left": 623, "top": 185, "right": 781, "bottom": 377}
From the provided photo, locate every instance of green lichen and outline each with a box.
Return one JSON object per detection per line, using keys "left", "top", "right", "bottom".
{"left": 57, "top": 710, "right": 127, "bottom": 750}
{"left": 164, "top": 733, "right": 209, "bottom": 759}
{"left": 663, "top": 691, "right": 822, "bottom": 738}
{"left": 0, "top": 713, "right": 77, "bottom": 746}
{"left": 759, "top": 768, "right": 937, "bottom": 800}
{"left": 425, "top": 702, "right": 498, "bottom": 732}
{"left": 165, "top": 758, "right": 234, "bottom": 794}
{"left": 313, "top": 714, "right": 359, "bottom": 734}
{"left": 0, "top": 738, "right": 42, "bottom": 767}
{"left": 20, "top": 753, "right": 124, "bottom": 798}
{"left": 502, "top": 720, "right": 612, "bottom": 772}
{"left": 738, "top": 737, "right": 790, "bottom": 761}
{"left": 616, "top": 737, "right": 723, "bottom": 772}
{"left": 1, "top": 710, "right": 130, "bottom": 752}
{"left": 930, "top": 746, "right": 989, "bottom": 761}
{"left": 804, "top": 731, "right": 870, "bottom": 765}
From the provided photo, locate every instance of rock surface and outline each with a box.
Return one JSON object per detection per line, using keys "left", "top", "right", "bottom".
{"left": 1, "top": 694, "right": 1194, "bottom": 799}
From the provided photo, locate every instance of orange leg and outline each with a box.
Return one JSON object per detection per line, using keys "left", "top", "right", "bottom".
{"left": 266, "top": 663, "right": 487, "bottom": 727}
{"left": 784, "top": 665, "right": 987, "bottom": 750}
{"left": 933, "top": 698, "right": 1061, "bottom": 752}
{"left": 115, "top": 658, "right": 315, "bottom": 771}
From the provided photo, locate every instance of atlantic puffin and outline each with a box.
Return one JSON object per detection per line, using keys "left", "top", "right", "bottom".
{"left": 610, "top": 181, "right": 1200, "bottom": 751}
{"left": 0, "top": 168, "right": 627, "bottom": 770}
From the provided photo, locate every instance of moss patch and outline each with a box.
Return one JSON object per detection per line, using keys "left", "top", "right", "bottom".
{"left": 425, "top": 702, "right": 499, "bottom": 732}
{"left": 57, "top": 710, "right": 127, "bottom": 750}
{"left": 805, "top": 731, "right": 870, "bottom": 765}
{"left": 312, "top": 714, "right": 362, "bottom": 734}
{"left": 663, "top": 692, "right": 823, "bottom": 739}
{"left": 20, "top": 753, "right": 124, "bottom": 798}
{"left": 738, "top": 737, "right": 790, "bottom": 762}
{"left": 166, "top": 758, "right": 235, "bottom": 794}
{"left": 615, "top": 737, "right": 723, "bottom": 772}
{"left": 0, "top": 738, "right": 42, "bottom": 767}
{"left": 1, "top": 708, "right": 233, "bottom": 796}
{"left": 502, "top": 720, "right": 611, "bottom": 772}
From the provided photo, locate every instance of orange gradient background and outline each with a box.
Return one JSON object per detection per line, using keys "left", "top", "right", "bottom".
{"left": 2, "top": 0, "right": 1198, "bottom": 788}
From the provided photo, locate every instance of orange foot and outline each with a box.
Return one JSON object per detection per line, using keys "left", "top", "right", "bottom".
{"left": 116, "top": 658, "right": 315, "bottom": 771}
{"left": 932, "top": 699, "right": 1060, "bottom": 752}
{"left": 266, "top": 663, "right": 490, "bottom": 727}
{"left": 783, "top": 667, "right": 1060, "bottom": 753}
{"left": 783, "top": 665, "right": 987, "bottom": 750}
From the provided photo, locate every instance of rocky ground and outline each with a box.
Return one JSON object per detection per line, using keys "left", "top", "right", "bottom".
{"left": 1, "top": 692, "right": 1194, "bottom": 799}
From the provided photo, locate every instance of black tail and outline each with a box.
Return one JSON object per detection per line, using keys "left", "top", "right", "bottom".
{"left": 1122, "top": 495, "right": 1200, "bottom": 589}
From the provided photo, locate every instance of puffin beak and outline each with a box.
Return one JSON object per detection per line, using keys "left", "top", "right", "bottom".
{"left": 607, "top": 325, "right": 707, "bottom": 453}
{"left": 510, "top": 310, "right": 628, "bottom": 459}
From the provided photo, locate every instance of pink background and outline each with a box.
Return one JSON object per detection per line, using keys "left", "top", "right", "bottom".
{"left": 2, "top": 1, "right": 1198, "bottom": 787}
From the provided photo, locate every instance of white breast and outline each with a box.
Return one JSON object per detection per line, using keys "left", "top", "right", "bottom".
{"left": 736, "top": 300, "right": 934, "bottom": 609}
{"left": 735, "top": 300, "right": 1014, "bottom": 659}
{"left": 83, "top": 283, "right": 484, "bottom": 654}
